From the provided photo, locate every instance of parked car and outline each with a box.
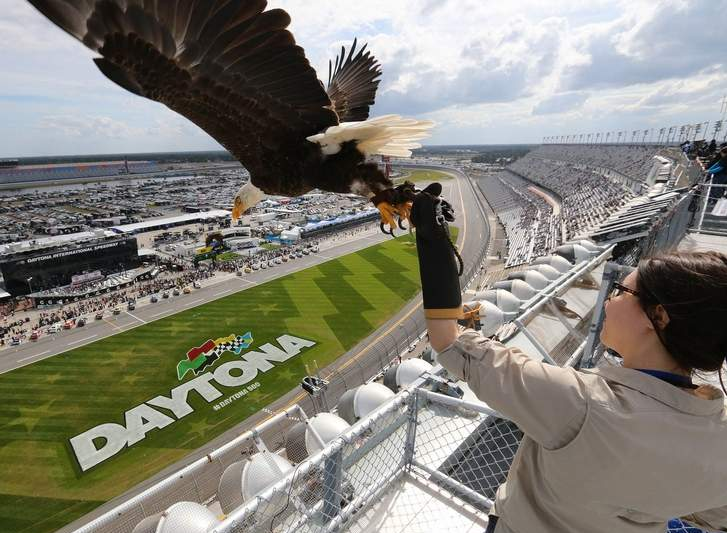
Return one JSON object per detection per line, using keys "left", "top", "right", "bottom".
{"left": 127, "top": 301, "right": 136, "bottom": 311}
{"left": 10, "top": 337, "right": 21, "bottom": 346}
{"left": 261, "top": 262, "right": 268, "bottom": 269}
{"left": 112, "top": 307, "right": 121, "bottom": 315}
{"left": 47, "top": 324, "right": 61, "bottom": 334}
{"left": 244, "top": 266, "right": 252, "bottom": 273}
{"left": 302, "top": 249, "right": 310, "bottom": 255}
{"left": 150, "top": 294, "right": 159, "bottom": 303}
{"left": 236, "top": 270, "right": 243, "bottom": 277}
{"left": 30, "top": 331, "right": 40, "bottom": 341}
{"left": 282, "top": 255, "right": 289, "bottom": 262}
{"left": 275, "top": 257, "right": 282, "bottom": 264}
{"left": 76, "top": 318, "right": 86, "bottom": 327}
{"left": 95, "top": 312, "right": 104, "bottom": 320}
{"left": 63, "top": 320, "right": 74, "bottom": 330}
{"left": 183, "top": 286, "right": 192, "bottom": 294}
{"left": 192, "top": 281, "right": 201, "bottom": 289}
{"left": 173, "top": 288, "right": 181, "bottom": 296}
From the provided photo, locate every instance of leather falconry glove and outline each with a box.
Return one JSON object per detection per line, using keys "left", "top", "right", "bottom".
{"left": 410, "top": 183, "right": 464, "bottom": 319}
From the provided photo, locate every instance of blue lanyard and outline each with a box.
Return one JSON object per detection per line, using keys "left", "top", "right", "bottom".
{"left": 636, "top": 369, "right": 698, "bottom": 389}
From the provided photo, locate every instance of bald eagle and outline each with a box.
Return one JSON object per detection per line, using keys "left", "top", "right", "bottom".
{"left": 28, "top": 0, "right": 433, "bottom": 234}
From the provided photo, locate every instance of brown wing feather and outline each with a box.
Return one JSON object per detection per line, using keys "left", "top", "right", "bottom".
{"left": 27, "top": 0, "right": 338, "bottom": 181}
{"left": 326, "top": 38, "right": 382, "bottom": 123}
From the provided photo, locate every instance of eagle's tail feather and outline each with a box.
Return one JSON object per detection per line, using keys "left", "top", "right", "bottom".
{"left": 306, "top": 115, "right": 434, "bottom": 158}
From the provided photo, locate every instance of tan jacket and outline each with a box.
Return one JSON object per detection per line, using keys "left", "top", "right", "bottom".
{"left": 438, "top": 330, "right": 727, "bottom": 533}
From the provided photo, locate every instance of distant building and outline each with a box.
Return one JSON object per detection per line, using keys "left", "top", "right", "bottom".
{"left": 0, "top": 235, "right": 140, "bottom": 296}
{"left": 0, "top": 160, "right": 162, "bottom": 184}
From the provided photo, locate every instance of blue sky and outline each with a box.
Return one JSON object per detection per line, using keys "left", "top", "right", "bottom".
{"left": 1, "top": 0, "right": 726, "bottom": 157}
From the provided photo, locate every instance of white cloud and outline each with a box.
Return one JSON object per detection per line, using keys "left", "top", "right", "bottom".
{"left": 533, "top": 92, "right": 590, "bottom": 115}
{"left": 37, "top": 115, "right": 143, "bottom": 139}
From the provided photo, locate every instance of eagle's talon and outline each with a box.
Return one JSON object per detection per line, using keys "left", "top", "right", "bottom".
{"left": 394, "top": 201, "right": 413, "bottom": 231}
{"left": 379, "top": 221, "right": 395, "bottom": 236}
{"left": 398, "top": 218, "right": 407, "bottom": 230}
{"left": 375, "top": 201, "right": 398, "bottom": 237}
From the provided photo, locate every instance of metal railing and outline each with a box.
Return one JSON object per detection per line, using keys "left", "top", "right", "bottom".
{"left": 209, "top": 388, "right": 517, "bottom": 533}
{"left": 693, "top": 181, "right": 727, "bottom": 235}
{"left": 609, "top": 188, "right": 695, "bottom": 267}
{"left": 205, "top": 387, "right": 700, "bottom": 533}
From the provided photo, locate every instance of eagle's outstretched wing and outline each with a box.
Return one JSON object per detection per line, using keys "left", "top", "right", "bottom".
{"left": 326, "top": 38, "right": 382, "bottom": 123}
{"left": 28, "top": 0, "right": 339, "bottom": 178}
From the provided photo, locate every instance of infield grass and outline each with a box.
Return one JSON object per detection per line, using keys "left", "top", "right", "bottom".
{"left": 0, "top": 233, "right": 425, "bottom": 533}
{"left": 394, "top": 168, "right": 454, "bottom": 184}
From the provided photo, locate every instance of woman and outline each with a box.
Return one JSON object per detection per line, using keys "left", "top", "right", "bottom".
{"left": 411, "top": 184, "right": 727, "bottom": 533}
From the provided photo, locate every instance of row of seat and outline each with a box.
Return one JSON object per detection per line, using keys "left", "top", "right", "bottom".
{"left": 532, "top": 145, "right": 661, "bottom": 183}
{"left": 508, "top": 157, "right": 634, "bottom": 240}
{"left": 478, "top": 173, "right": 562, "bottom": 266}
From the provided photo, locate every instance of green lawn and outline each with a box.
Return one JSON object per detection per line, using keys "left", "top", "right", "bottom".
{"left": 216, "top": 251, "right": 241, "bottom": 262}
{"left": 394, "top": 168, "right": 454, "bottom": 185}
{"left": 0, "top": 234, "right": 423, "bottom": 533}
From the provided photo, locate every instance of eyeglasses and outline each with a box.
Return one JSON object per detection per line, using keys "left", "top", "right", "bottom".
{"left": 608, "top": 282, "right": 640, "bottom": 299}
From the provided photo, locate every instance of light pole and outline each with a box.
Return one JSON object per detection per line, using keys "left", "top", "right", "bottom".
{"left": 396, "top": 324, "right": 404, "bottom": 357}
{"left": 26, "top": 277, "right": 33, "bottom": 294}
{"left": 713, "top": 120, "right": 722, "bottom": 142}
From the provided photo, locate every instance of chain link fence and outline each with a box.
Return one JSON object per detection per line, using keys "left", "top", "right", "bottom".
{"left": 615, "top": 189, "right": 695, "bottom": 266}
{"left": 206, "top": 387, "right": 705, "bottom": 533}
{"left": 209, "top": 389, "right": 517, "bottom": 533}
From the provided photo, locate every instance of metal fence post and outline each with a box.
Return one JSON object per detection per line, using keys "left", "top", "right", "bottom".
{"left": 697, "top": 179, "right": 713, "bottom": 232}
{"left": 321, "top": 448, "right": 344, "bottom": 524}
{"left": 403, "top": 389, "right": 420, "bottom": 471}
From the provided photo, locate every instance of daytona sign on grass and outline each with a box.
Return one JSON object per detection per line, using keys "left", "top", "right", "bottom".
{"left": 70, "top": 334, "right": 316, "bottom": 472}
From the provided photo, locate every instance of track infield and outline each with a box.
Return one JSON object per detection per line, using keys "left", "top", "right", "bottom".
{"left": 0, "top": 233, "right": 424, "bottom": 533}
{"left": 394, "top": 168, "right": 454, "bottom": 184}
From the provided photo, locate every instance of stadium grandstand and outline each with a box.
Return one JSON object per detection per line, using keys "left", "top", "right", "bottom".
{"left": 476, "top": 171, "right": 561, "bottom": 267}
{"left": 0, "top": 160, "right": 162, "bottom": 184}
{"left": 0, "top": 232, "right": 141, "bottom": 297}
{"left": 0, "top": 210, "right": 231, "bottom": 298}
{"left": 472, "top": 143, "right": 696, "bottom": 267}
{"left": 48, "top": 136, "right": 727, "bottom": 533}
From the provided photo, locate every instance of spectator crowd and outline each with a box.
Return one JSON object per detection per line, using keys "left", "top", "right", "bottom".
{"left": 508, "top": 156, "right": 634, "bottom": 240}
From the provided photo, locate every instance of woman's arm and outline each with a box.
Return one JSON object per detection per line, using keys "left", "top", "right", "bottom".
{"left": 437, "top": 330, "right": 588, "bottom": 450}
{"left": 426, "top": 318, "right": 460, "bottom": 353}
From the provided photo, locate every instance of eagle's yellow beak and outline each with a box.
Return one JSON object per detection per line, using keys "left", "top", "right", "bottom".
{"left": 231, "top": 195, "right": 245, "bottom": 221}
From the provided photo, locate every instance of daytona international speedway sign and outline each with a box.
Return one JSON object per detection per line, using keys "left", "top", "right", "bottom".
{"left": 70, "top": 332, "right": 316, "bottom": 472}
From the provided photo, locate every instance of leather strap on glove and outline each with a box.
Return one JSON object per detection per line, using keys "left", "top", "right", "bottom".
{"left": 410, "top": 183, "right": 463, "bottom": 319}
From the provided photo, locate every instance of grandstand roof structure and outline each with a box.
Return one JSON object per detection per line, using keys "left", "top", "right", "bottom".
{"left": 109, "top": 209, "right": 231, "bottom": 234}
{"left": 8, "top": 161, "right": 136, "bottom": 170}
{"left": 0, "top": 229, "right": 115, "bottom": 257}
{"left": 0, "top": 160, "right": 163, "bottom": 184}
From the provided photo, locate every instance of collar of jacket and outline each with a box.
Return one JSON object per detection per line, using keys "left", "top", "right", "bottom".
{"left": 581, "top": 365, "right": 725, "bottom": 416}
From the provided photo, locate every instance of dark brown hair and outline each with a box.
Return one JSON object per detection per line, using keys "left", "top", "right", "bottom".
{"left": 637, "top": 251, "right": 727, "bottom": 391}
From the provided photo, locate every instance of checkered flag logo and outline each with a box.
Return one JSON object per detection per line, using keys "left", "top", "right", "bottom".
{"left": 177, "top": 332, "right": 254, "bottom": 380}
